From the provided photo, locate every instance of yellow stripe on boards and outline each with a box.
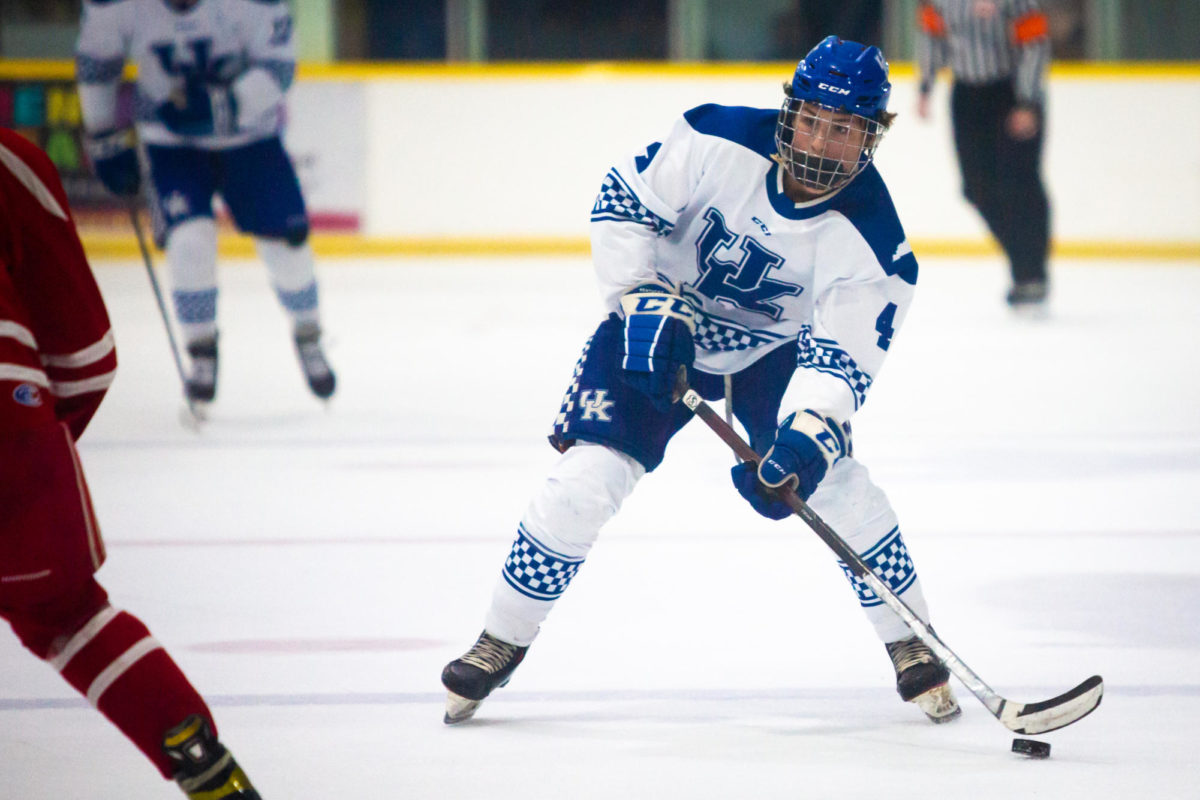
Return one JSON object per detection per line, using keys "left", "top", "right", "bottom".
{"left": 2, "top": 60, "right": 1198, "bottom": 82}
{"left": 78, "top": 234, "right": 1200, "bottom": 262}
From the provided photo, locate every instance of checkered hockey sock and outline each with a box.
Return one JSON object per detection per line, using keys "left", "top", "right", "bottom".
{"left": 441, "top": 630, "right": 529, "bottom": 724}
{"left": 886, "top": 635, "right": 962, "bottom": 723}
{"left": 164, "top": 715, "right": 261, "bottom": 799}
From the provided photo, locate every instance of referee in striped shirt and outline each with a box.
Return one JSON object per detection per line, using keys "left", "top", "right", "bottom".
{"left": 916, "top": 0, "right": 1052, "bottom": 311}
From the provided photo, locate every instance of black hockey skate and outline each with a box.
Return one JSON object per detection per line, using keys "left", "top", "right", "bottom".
{"left": 293, "top": 323, "right": 336, "bottom": 400}
{"left": 886, "top": 635, "right": 962, "bottom": 724}
{"left": 1005, "top": 280, "right": 1048, "bottom": 317}
{"left": 441, "top": 630, "right": 528, "bottom": 724}
{"left": 185, "top": 336, "right": 218, "bottom": 404}
{"left": 163, "top": 715, "right": 261, "bottom": 799}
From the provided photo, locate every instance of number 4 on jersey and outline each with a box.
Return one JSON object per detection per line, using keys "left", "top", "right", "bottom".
{"left": 875, "top": 302, "right": 898, "bottom": 350}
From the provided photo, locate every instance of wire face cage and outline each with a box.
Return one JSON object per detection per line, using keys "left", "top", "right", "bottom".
{"left": 774, "top": 97, "right": 887, "bottom": 195}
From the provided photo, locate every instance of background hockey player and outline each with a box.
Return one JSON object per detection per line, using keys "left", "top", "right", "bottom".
{"left": 75, "top": 0, "right": 335, "bottom": 406}
{"left": 0, "top": 127, "right": 260, "bottom": 798}
{"left": 442, "top": 36, "right": 961, "bottom": 727}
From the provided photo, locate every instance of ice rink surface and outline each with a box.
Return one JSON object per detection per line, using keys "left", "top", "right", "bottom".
{"left": 2, "top": 255, "right": 1198, "bottom": 798}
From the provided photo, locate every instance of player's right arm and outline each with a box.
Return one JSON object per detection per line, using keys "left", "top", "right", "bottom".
{"left": 75, "top": 0, "right": 134, "bottom": 136}
{"left": 589, "top": 113, "right": 706, "bottom": 311}
{"left": 0, "top": 129, "right": 117, "bottom": 439}
{"left": 75, "top": 0, "right": 140, "bottom": 196}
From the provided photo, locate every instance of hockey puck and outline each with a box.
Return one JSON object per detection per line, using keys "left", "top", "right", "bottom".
{"left": 1012, "top": 738, "right": 1051, "bottom": 759}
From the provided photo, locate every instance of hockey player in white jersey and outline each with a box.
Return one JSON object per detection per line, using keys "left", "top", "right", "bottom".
{"left": 76, "top": 0, "right": 335, "bottom": 405}
{"left": 443, "top": 36, "right": 962, "bottom": 726}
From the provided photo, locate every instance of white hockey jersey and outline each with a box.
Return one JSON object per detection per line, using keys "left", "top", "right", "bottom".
{"left": 590, "top": 103, "right": 918, "bottom": 426}
{"left": 75, "top": 0, "right": 296, "bottom": 149}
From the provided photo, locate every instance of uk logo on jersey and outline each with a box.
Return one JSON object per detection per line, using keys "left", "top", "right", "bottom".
{"left": 12, "top": 383, "right": 42, "bottom": 407}
{"left": 692, "top": 207, "right": 801, "bottom": 320}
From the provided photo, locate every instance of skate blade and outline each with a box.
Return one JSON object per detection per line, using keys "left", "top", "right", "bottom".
{"left": 444, "top": 692, "right": 482, "bottom": 725}
{"left": 1008, "top": 302, "right": 1049, "bottom": 321}
{"left": 180, "top": 400, "right": 209, "bottom": 429}
{"left": 914, "top": 683, "right": 962, "bottom": 724}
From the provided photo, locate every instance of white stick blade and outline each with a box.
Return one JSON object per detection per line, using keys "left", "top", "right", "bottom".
{"left": 999, "top": 675, "right": 1104, "bottom": 734}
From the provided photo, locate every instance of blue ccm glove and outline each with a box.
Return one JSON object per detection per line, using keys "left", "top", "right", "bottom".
{"left": 618, "top": 284, "right": 696, "bottom": 412}
{"left": 732, "top": 410, "right": 848, "bottom": 519}
{"left": 157, "top": 74, "right": 237, "bottom": 137}
{"left": 84, "top": 127, "right": 140, "bottom": 197}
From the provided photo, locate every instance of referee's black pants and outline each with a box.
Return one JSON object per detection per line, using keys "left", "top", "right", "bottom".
{"left": 950, "top": 80, "right": 1050, "bottom": 286}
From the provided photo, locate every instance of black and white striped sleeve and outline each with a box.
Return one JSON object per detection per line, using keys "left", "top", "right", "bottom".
{"left": 1008, "top": 0, "right": 1051, "bottom": 106}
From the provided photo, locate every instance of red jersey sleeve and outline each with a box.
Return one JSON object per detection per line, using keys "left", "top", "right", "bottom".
{"left": 0, "top": 128, "right": 117, "bottom": 439}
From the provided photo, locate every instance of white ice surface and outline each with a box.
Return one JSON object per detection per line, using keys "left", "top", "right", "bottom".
{"left": 2, "top": 256, "right": 1198, "bottom": 798}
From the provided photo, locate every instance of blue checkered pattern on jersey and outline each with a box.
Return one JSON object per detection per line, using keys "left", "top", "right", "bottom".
{"left": 75, "top": 54, "right": 125, "bottom": 84}
{"left": 837, "top": 526, "right": 917, "bottom": 607}
{"left": 173, "top": 288, "right": 218, "bottom": 324}
{"left": 502, "top": 524, "right": 585, "bottom": 601}
{"left": 796, "top": 326, "right": 873, "bottom": 410}
{"left": 591, "top": 169, "right": 673, "bottom": 235}
{"left": 274, "top": 281, "right": 318, "bottom": 312}
{"left": 693, "top": 311, "right": 785, "bottom": 352}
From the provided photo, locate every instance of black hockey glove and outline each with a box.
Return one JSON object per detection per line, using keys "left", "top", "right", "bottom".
{"left": 84, "top": 127, "right": 140, "bottom": 197}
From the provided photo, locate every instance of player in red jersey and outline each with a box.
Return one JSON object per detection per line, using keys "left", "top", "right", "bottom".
{"left": 0, "top": 127, "right": 261, "bottom": 799}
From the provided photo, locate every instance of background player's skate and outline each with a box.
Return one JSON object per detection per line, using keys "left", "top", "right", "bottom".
{"left": 293, "top": 321, "right": 336, "bottom": 400}
{"left": 164, "top": 715, "right": 261, "bottom": 799}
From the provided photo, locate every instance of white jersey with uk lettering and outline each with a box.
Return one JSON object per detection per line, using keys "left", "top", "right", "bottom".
{"left": 75, "top": 0, "right": 295, "bottom": 149}
{"left": 590, "top": 103, "right": 918, "bottom": 425}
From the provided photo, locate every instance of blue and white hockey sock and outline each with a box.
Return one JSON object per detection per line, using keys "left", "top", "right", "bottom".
{"left": 485, "top": 444, "right": 644, "bottom": 646}
{"left": 836, "top": 525, "right": 932, "bottom": 644}
{"left": 166, "top": 217, "right": 219, "bottom": 343}
{"left": 807, "top": 458, "right": 933, "bottom": 643}
{"left": 256, "top": 238, "right": 320, "bottom": 331}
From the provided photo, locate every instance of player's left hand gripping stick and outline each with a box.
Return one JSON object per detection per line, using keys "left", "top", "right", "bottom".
{"left": 732, "top": 411, "right": 847, "bottom": 519}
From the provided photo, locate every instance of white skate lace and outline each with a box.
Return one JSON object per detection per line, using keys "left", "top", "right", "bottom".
{"left": 887, "top": 637, "right": 933, "bottom": 673}
{"left": 460, "top": 634, "right": 518, "bottom": 674}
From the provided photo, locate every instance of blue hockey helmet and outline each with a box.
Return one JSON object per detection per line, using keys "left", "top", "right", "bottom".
{"left": 774, "top": 37, "right": 893, "bottom": 196}
{"left": 788, "top": 36, "right": 891, "bottom": 118}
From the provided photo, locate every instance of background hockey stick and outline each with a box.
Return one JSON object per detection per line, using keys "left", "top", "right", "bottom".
{"left": 676, "top": 377, "right": 1103, "bottom": 734}
{"left": 127, "top": 203, "right": 203, "bottom": 423}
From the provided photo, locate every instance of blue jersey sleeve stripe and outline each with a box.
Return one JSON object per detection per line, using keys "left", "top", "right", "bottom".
{"left": 590, "top": 168, "right": 674, "bottom": 235}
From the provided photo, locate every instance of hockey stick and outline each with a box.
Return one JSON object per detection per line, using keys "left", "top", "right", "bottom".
{"left": 676, "top": 376, "right": 1103, "bottom": 734}
{"left": 127, "top": 203, "right": 203, "bottom": 423}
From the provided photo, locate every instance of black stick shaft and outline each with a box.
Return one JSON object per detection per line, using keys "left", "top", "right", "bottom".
{"left": 128, "top": 204, "right": 190, "bottom": 397}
